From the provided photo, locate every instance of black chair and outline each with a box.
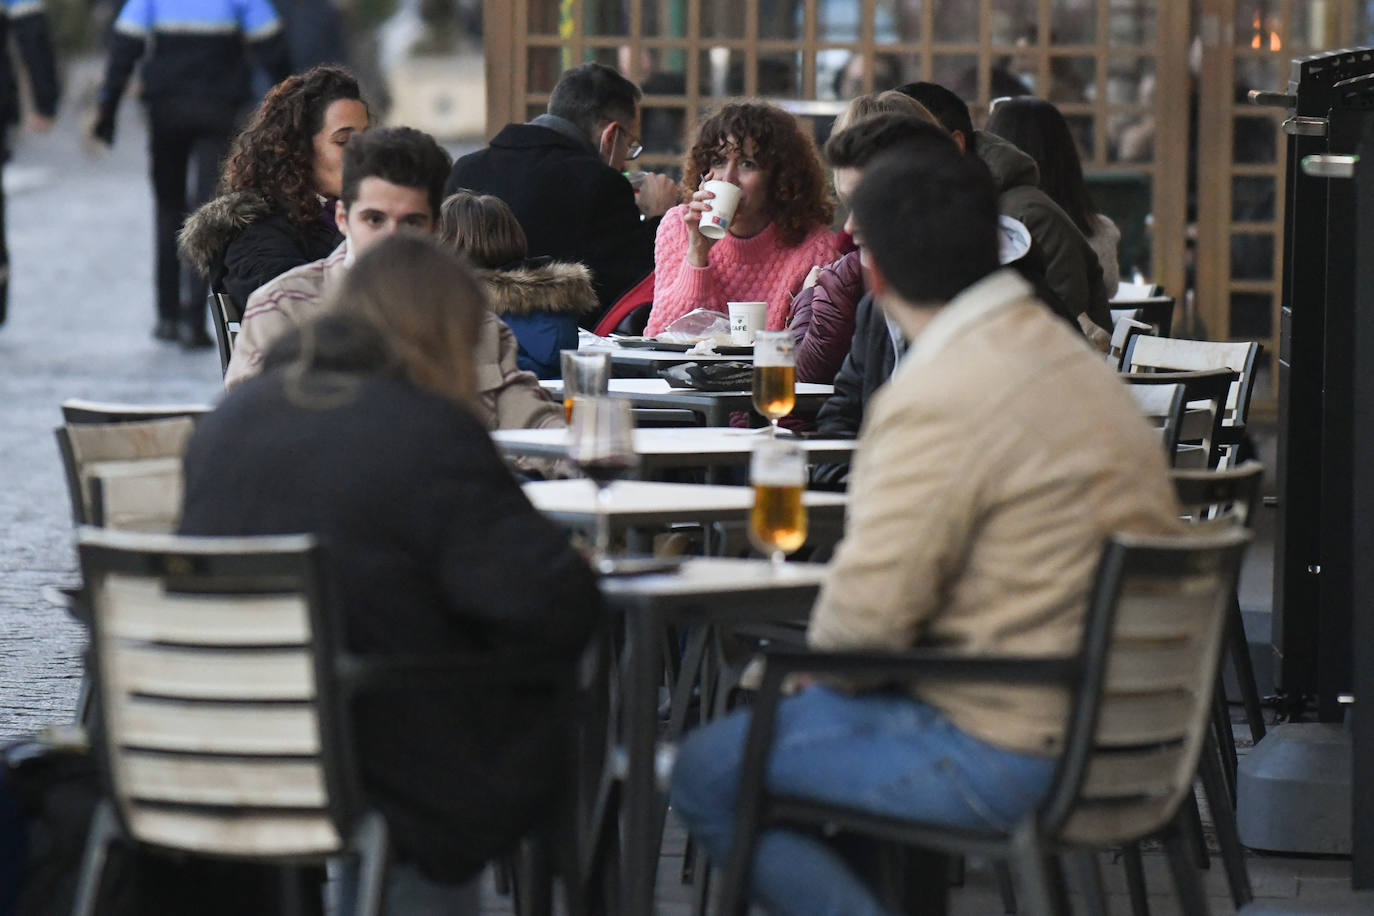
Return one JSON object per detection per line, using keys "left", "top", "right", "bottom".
{"left": 1119, "top": 368, "right": 1236, "bottom": 469}
{"left": 715, "top": 528, "right": 1250, "bottom": 916}
{"left": 211, "top": 291, "right": 242, "bottom": 376}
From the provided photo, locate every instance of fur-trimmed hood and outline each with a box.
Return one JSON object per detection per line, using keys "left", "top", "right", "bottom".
{"left": 178, "top": 190, "right": 274, "bottom": 274}
{"left": 475, "top": 259, "right": 599, "bottom": 318}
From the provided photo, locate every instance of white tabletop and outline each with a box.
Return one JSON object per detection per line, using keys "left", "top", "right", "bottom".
{"left": 541, "top": 378, "right": 834, "bottom": 397}
{"left": 493, "top": 426, "right": 858, "bottom": 469}
{"left": 523, "top": 479, "right": 846, "bottom": 528}
{"left": 580, "top": 344, "right": 743, "bottom": 365}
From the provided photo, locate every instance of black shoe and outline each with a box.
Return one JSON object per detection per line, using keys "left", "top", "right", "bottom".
{"left": 179, "top": 325, "right": 214, "bottom": 350}
{"left": 153, "top": 318, "right": 179, "bottom": 341}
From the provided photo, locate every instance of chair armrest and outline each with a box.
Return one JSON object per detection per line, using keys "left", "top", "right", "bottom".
{"left": 756, "top": 647, "right": 1081, "bottom": 691}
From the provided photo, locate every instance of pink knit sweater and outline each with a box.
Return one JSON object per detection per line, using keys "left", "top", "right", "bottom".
{"left": 645, "top": 205, "right": 838, "bottom": 337}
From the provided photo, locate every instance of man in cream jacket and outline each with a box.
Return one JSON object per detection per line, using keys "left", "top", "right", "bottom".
{"left": 671, "top": 134, "right": 1181, "bottom": 914}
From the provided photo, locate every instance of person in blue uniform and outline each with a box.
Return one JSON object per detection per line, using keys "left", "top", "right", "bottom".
{"left": 91, "top": 0, "right": 291, "bottom": 347}
{"left": 0, "top": 0, "right": 58, "bottom": 327}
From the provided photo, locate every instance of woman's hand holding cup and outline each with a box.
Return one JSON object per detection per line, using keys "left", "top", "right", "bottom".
{"left": 686, "top": 180, "right": 741, "bottom": 266}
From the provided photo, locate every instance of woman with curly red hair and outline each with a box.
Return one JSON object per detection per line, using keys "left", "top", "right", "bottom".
{"left": 644, "top": 102, "right": 837, "bottom": 337}
{"left": 180, "top": 65, "right": 368, "bottom": 312}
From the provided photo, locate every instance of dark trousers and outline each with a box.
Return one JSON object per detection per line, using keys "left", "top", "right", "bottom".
{"left": 147, "top": 101, "right": 232, "bottom": 329}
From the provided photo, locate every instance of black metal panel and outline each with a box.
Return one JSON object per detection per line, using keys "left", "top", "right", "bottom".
{"left": 1347, "top": 110, "right": 1374, "bottom": 890}
{"left": 1270, "top": 48, "right": 1374, "bottom": 705}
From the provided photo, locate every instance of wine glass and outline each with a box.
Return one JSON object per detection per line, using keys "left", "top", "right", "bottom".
{"left": 568, "top": 396, "right": 636, "bottom": 570}
{"left": 749, "top": 437, "right": 808, "bottom": 572}
{"left": 560, "top": 350, "right": 611, "bottom": 424}
{"left": 752, "top": 330, "right": 796, "bottom": 437}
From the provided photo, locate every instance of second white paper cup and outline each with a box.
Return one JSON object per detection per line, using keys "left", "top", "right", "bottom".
{"left": 728, "top": 301, "right": 768, "bottom": 345}
{"left": 699, "top": 180, "right": 742, "bottom": 239}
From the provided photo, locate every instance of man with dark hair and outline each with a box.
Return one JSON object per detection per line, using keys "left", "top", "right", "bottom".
{"left": 671, "top": 141, "right": 1180, "bottom": 916}
{"left": 446, "top": 63, "right": 679, "bottom": 318}
{"left": 898, "top": 80, "right": 1113, "bottom": 340}
{"left": 812, "top": 114, "right": 1066, "bottom": 478}
{"left": 224, "top": 127, "right": 562, "bottom": 435}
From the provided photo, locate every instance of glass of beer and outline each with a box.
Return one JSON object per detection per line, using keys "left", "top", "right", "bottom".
{"left": 752, "top": 330, "right": 796, "bottom": 438}
{"left": 749, "top": 437, "right": 808, "bottom": 571}
{"left": 560, "top": 350, "right": 611, "bottom": 424}
{"left": 568, "top": 396, "right": 636, "bottom": 568}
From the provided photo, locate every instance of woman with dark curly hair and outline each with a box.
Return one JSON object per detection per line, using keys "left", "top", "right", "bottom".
{"left": 180, "top": 65, "right": 368, "bottom": 311}
{"left": 644, "top": 101, "right": 837, "bottom": 337}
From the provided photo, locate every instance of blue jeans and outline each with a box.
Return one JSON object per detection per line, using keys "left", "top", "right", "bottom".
{"left": 670, "top": 686, "right": 1057, "bottom": 916}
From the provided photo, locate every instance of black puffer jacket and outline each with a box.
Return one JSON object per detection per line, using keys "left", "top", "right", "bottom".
{"left": 179, "top": 316, "right": 601, "bottom": 882}
{"left": 180, "top": 190, "right": 341, "bottom": 312}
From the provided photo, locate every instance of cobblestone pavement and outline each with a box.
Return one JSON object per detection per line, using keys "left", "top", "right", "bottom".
{"left": 0, "top": 66, "right": 223, "bottom": 739}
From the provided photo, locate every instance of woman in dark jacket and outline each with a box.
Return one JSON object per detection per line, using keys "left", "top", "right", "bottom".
{"left": 440, "top": 190, "right": 599, "bottom": 378}
{"left": 178, "top": 235, "right": 600, "bottom": 908}
{"left": 180, "top": 65, "right": 368, "bottom": 311}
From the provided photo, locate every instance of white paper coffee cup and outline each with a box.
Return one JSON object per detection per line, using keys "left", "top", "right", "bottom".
{"left": 727, "top": 301, "right": 768, "bottom": 345}
{"left": 699, "top": 180, "right": 742, "bottom": 239}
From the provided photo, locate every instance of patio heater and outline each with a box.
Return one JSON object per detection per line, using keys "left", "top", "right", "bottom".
{"left": 1239, "top": 50, "right": 1374, "bottom": 879}
{"left": 1253, "top": 47, "right": 1374, "bottom": 720}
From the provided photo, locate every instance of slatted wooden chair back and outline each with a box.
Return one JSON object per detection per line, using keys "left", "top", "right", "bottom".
{"left": 88, "top": 459, "right": 185, "bottom": 532}
{"left": 1046, "top": 529, "right": 1250, "bottom": 848}
{"left": 1108, "top": 317, "right": 1155, "bottom": 371}
{"left": 79, "top": 528, "right": 354, "bottom": 860}
{"left": 1118, "top": 368, "right": 1233, "bottom": 469}
{"left": 1125, "top": 380, "right": 1184, "bottom": 461}
{"left": 1170, "top": 461, "right": 1263, "bottom": 533}
{"left": 1109, "top": 296, "right": 1175, "bottom": 336}
{"left": 60, "top": 399, "right": 210, "bottom": 426}
{"left": 56, "top": 417, "right": 196, "bottom": 527}
{"left": 1123, "top": 336, "right": 1261, "bottom": 445}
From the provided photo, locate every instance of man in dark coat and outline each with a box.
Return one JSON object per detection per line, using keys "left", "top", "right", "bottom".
{"left": 0, "top": 0, "right": 58, "bottom": 326}
{"left": 446, "top": 62, "right": 679, "bottom": 322}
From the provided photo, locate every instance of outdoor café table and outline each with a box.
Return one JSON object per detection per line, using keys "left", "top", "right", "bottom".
{"left": 579, "top": 343, "right": 746, "bottom": 376}
{"left": 598, "top": 557, "right": 828, "bottom": 914}
{"left": 522, "top": 479, "right": 847, "bottom": 552}
{"left": 540, "top": 378, "right": 835, "bottom": 427}
{"left": 492, "top": 427, "right": 858, "bottom": 480}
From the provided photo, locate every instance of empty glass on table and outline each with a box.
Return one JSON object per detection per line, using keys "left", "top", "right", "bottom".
{"left": 568, "top": 396, "right": 635, "bottom": 570}
{"left": 560, "top": 350, "right": 611, "bottom": 424}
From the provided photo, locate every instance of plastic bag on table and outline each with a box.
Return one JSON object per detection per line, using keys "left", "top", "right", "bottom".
{"left": 656, "top": 308, "right": 731, "bottom": 344}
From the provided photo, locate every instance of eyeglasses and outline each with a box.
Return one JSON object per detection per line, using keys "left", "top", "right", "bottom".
{"left": 619, "top": 125, "right": 643, "bottom": 161}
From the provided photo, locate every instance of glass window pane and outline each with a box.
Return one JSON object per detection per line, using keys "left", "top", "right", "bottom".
{"left": 762, "top": 0, "right": 803, "bottom": 41}
{"left": 1109, "top": 111, "right": 1155, "bottom": 163}
{"left": 1233, "top": 176, "right": 1277, "bottom": 222}
{"left": 1106, "top": 56, "right": 1154, "bottom": 107}
{"left": 642, "top": 48, "right": 688, "bottom": 93}
{"left": 528, "top": 0, "right": 562, "bottom": 35}
{"left": 526, "top": 102, "right": 546, "bottom": 121}
{"left": 1233, "top": 116, "right": 1278, "bottom": 165}
{"left": 989, "top": 53, "right": 1035, "bottom": 97}
{"left": 1048, "top": 56, "right": 1096, "bottom": 103}
{"left": 990, "top": 0, "right": 1037, "bottom": 46}
{"left": 642, "top": 0, "right": 688, "bottom": 38}
{"left": 821, "top": 50, "right": 912, "bottom": 100}
{"left": 1235, "top": 57, "right": 1286, "bottom": 95}
{"left": 1051, "top": 0, "right": 1095, "bottom": 45}
{"left": 931, "top": 54, "right": 978, "bottom": 98}
{"left": 932, "top": 0, "right": 978, "bottom": 42}
{"left": 1064, "top": 113, "right": 1095, "bottom": 163}
{"left": 875, "top": 0, "right": 923, "bottom": 42}
{"left": 816, "top": 0, "right": 855, "bottom": 42}
{"left": 583, "top": 47, "right": 620, "bottom": 69}
{"left": 700, "top": 0, "right": 744, "bottom": 39}
{"left": 1087, "top": 171, "right": 1153, "bottom": 278}
{"left": 699, "top": 47, "right": 744, "bottom": 97}
{"left": 1235, "top": 1, "right": 1281, "bottom": 44}
{"left": 585, "top": 0, "right": 628, "bottom": 37}
{"left": 1230, "top": 292, "right": 1274, "bottom": 338}
{"left": 1230, "top": 233, "right": 1275, "bottom": 281}
{"left": 1109, "top": 2, "right": 1156, "bottom": 47}
{"left": 527, "top": 47, "right": 563, "bottom": 93}
{"left": 758, "top": 52, "right": 802, "bottom": 98}
{"left": 642, "top": 105, "right": 688, "bottom": 156}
